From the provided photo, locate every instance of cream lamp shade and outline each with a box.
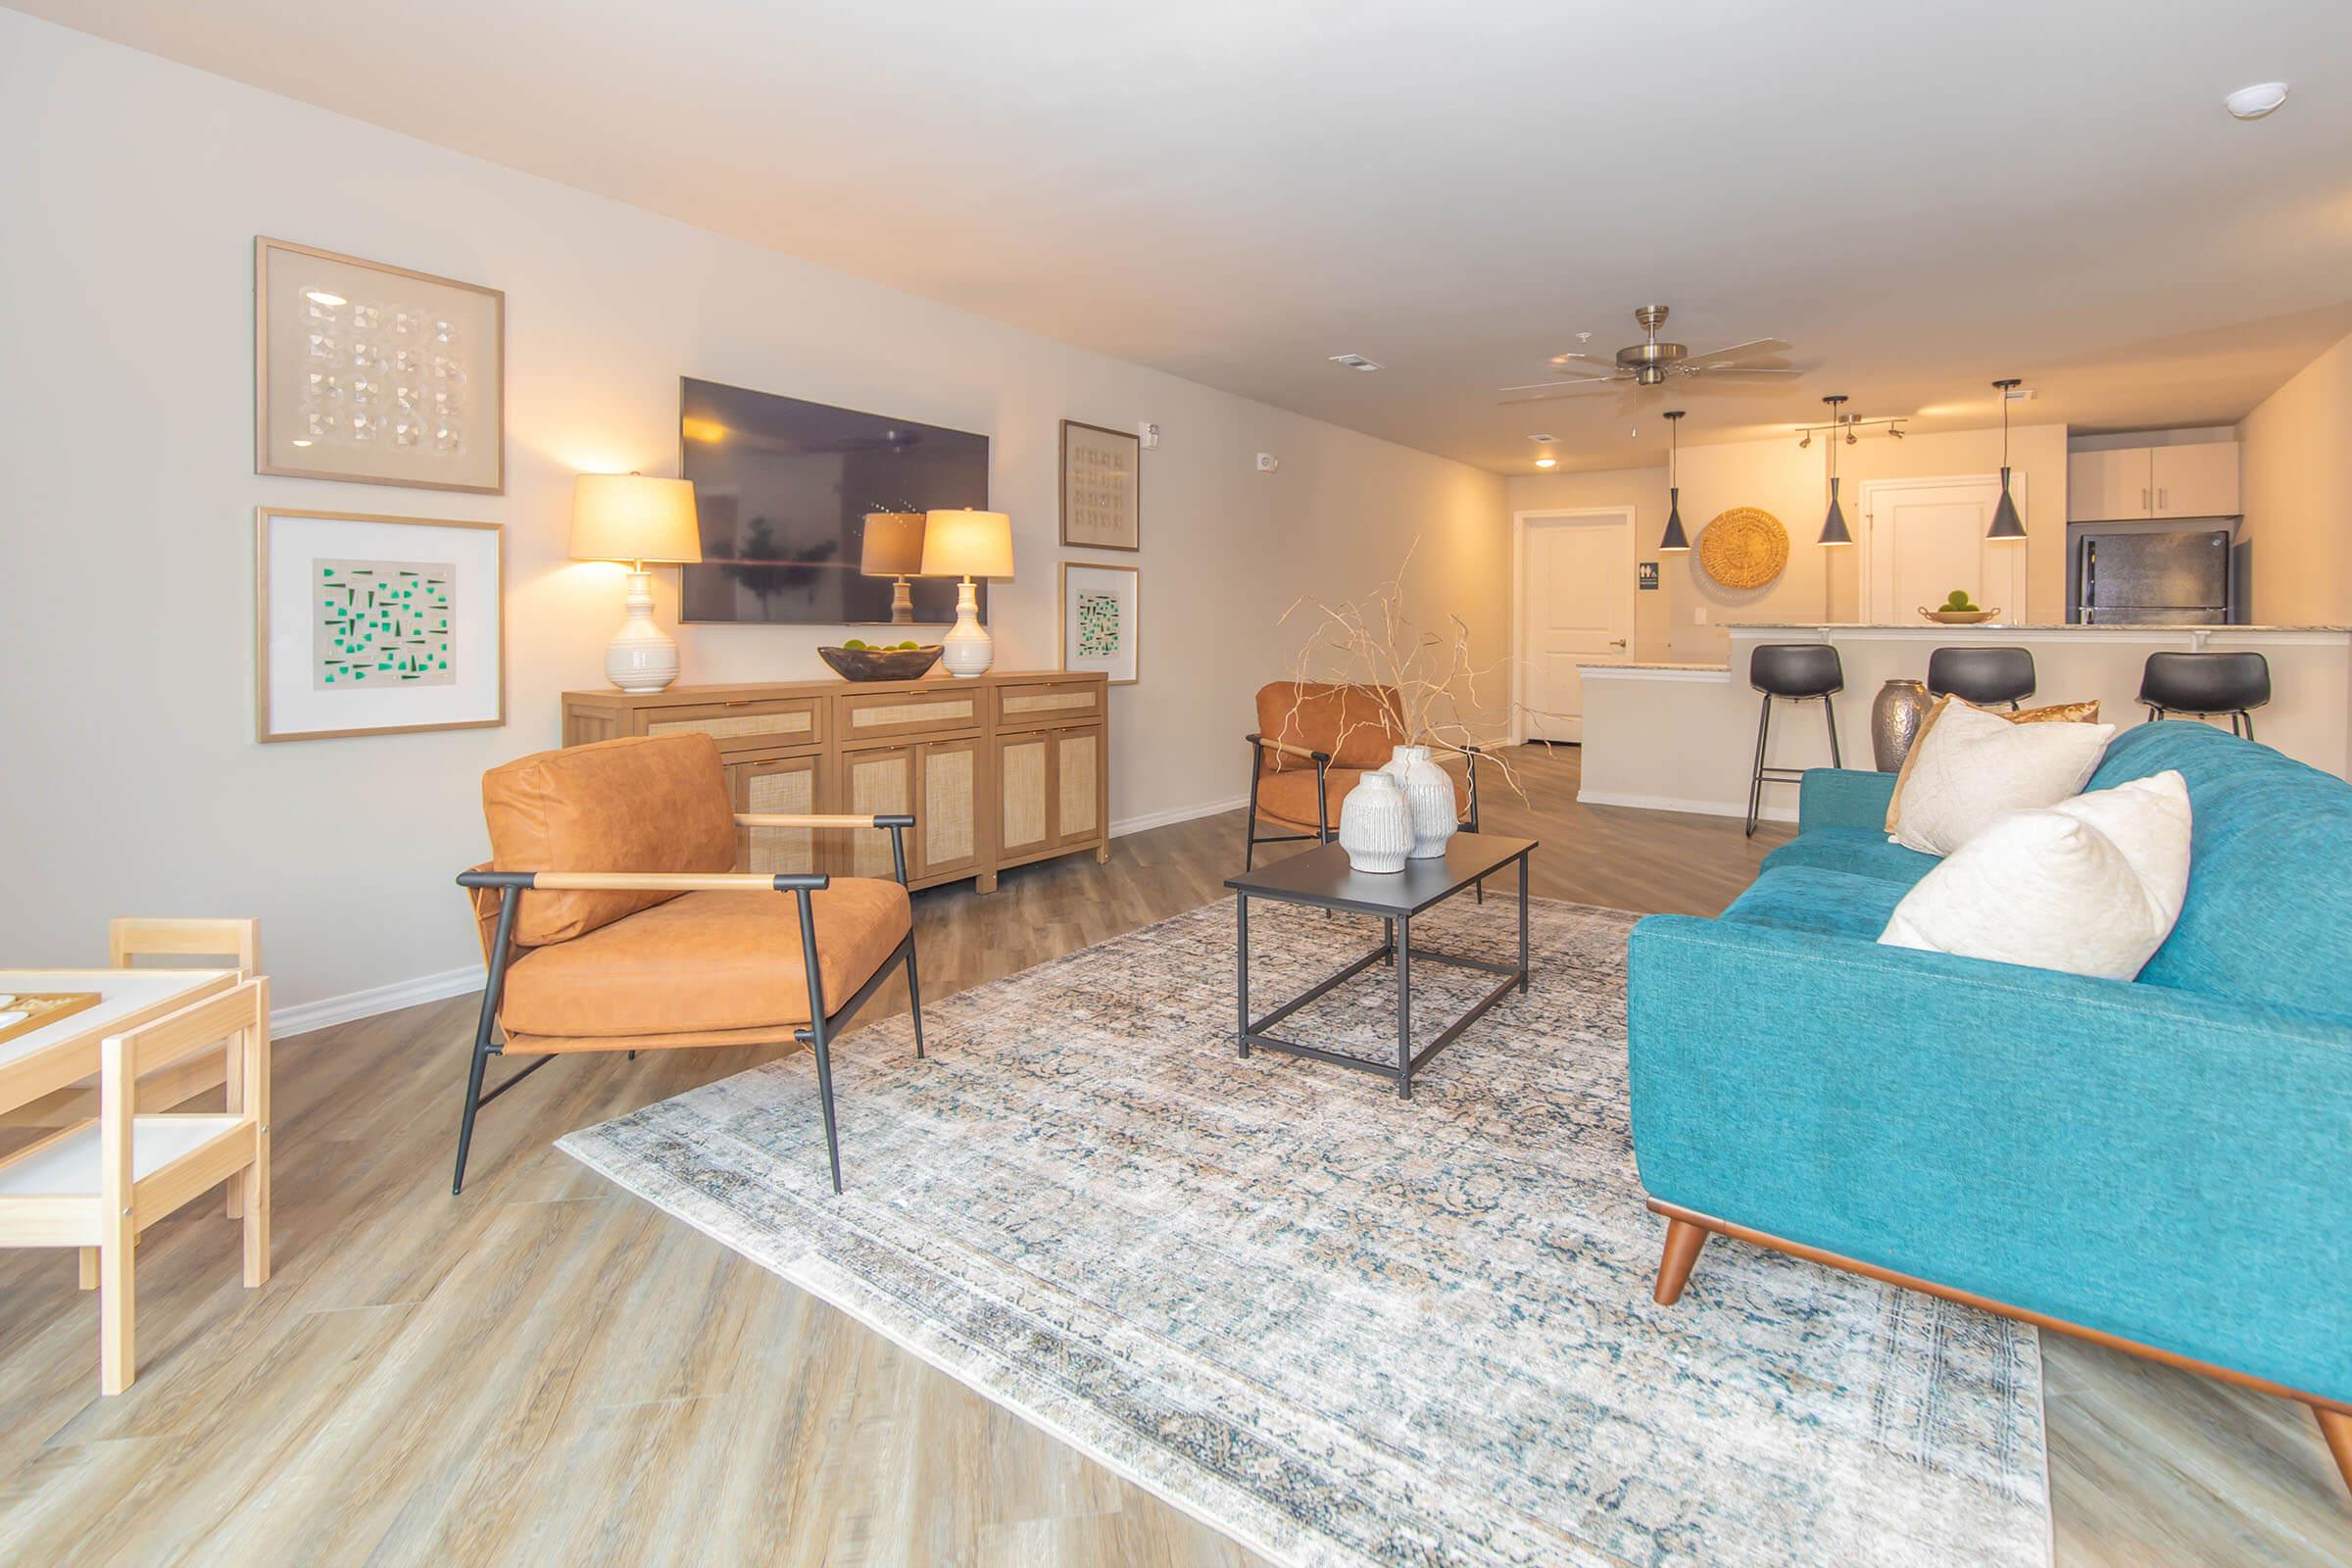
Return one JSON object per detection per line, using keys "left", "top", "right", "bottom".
{"left": 570, "top": 473, "right": 702, "bottom": 567}
{"left": 921, "top": 509, "right": 1013, "bottom": 678}
{"left": 920, "top": 509, "right": 1014, "bottom": 579}
{"left": 859, "top": 513, "right": 929, "bottom": 576}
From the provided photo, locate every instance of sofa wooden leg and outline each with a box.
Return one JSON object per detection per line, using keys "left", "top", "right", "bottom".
{"left": 1653, "top": 1218, "right": 1709, "bottom": 1306}
{"left": 2316, "top": 1405, "right": 2352, "bottom": 1494}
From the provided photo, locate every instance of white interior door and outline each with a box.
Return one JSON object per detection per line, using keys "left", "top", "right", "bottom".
{"left": 1863, "top": 475, "right": 2028, "bottom": 623}
{"left": 1520, "top": 512, "right": 1633, "bottom": 743}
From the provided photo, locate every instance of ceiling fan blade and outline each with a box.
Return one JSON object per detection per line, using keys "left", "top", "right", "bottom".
{"left": 1691, "top": 366, "right": 1805, "bottom": 375}
{"left": 1496, "top": 373, "right": 1623, "bottom": 393}
{"left": 1686, "top": 337, "right": 1790, "bottom": 363}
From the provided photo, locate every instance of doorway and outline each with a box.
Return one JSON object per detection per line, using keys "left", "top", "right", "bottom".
{"left": 1514, "top": 508, "right": 1637, "bottom": 744}
{"left": 1858, "top": 474, "right": 2027, "bottom": 623}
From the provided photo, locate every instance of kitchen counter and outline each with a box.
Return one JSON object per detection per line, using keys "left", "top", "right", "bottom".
{"left": 1574, "top": 622, "right": 2351, "bottom": 823}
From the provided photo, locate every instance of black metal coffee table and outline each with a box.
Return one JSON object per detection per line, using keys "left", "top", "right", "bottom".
{"left": 1224, "top": 834, "right": 1537, "bottom": 1099}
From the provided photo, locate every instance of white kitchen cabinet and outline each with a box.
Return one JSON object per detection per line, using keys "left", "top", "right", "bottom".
{"left": 2067, "top": 441, "right": 2238, "bottom": 521}
{"left": 2150, "top": 442, "right": 2238, "bottom": 516}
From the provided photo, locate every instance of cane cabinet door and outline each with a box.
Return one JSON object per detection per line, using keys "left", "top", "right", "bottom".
{"left": 914, "top": 738, "right": 984, "bottom": 882}
{"left": 838, "top": 746, "right": 915, "bottom": 880}
{"left": 729, "top": 752, "right": 826, "bottom": 876}
{"left": 996, "top": 730, "right": 1053, "bottom": 860}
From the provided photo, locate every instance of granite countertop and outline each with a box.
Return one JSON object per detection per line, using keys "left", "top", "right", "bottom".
{"left": 1577, "top": 661, "right": 1731, "bottom": 672}
{"left": 1726, "top": 622, "right": 2351, "bottom": 634}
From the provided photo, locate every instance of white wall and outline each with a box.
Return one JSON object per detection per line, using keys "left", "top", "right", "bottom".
{"left": 2238, "top": 328, "right": 2352, "bottom": 627}
{"left": 0, "top": 15, "right": 1505, "bottom": 1014}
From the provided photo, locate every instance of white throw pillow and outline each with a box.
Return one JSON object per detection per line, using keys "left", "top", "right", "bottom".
{"left": 1886, "top": 698, "right": 2115, "bottom": 856}
{"left": 1879, "top": 771, "right": 2192, "bottom": 980}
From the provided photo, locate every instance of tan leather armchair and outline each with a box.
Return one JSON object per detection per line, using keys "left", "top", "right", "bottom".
{"left": 453, "top": 732, "right": 924, "bottom": 1196}
{"left": 1244, "top": 682, "right": 1478, "bottom": 866}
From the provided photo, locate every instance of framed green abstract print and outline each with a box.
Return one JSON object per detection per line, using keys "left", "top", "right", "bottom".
{"left": 255, "top": 508, "right": 506, "bottom": 741}
{"left": 1058, "top": 561, "right": 1139, "bottom": 686}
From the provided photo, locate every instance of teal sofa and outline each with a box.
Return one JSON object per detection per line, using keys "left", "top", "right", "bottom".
{"left": 1627, "top": 720, "right": 2352, "bottom": 1489}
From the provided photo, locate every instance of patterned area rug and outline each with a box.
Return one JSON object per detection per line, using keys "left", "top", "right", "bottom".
{"left": 561, "top": 897, "right": 2050, "bottom": 1568}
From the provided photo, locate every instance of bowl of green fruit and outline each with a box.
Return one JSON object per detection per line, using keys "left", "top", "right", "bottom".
{"left": 1919, "top": 590, "right": 2001, "bottom": 625}
{"left": 818, "top": 638, "right": 944, "bottom": 681}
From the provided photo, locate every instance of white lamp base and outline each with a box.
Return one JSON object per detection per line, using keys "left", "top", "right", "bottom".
{"left": 940, "top": 577, "right": 994, "bottom": 678}
{"left": 605, "top": 568, "right": 681, "bottom": 693}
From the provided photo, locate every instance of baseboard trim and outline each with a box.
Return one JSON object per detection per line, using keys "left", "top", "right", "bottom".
{"left": 1576, "top": 788, "right": 1796, "bottom": 824}
{"left": 1110, "top": 793, "right": 1249, "bottom": 839}
{"left": 272, "top": 964, "right": 482, "bottom": 1040}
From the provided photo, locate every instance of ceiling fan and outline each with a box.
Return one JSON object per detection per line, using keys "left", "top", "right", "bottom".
{"left": 1498, "top": 305, "right": 1801, "bottom": 404}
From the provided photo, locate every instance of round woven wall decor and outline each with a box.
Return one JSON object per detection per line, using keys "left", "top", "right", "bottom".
{"left": 1699, "top": 507, "right": 1789, "bottom": 589}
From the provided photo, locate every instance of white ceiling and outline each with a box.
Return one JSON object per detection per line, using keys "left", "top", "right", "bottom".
{"left": 24, "top": 0, "right": 2352, "bottom": 473}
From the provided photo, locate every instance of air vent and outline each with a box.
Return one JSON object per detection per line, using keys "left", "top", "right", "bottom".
{"left": 1328, "top": 353, "right": 1384, "bottom": 371}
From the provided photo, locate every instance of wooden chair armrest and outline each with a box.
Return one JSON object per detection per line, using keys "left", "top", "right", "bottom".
{"left": 1245, "top": 732, "right": 1330, "bottom": 764}
{"left": 456, "top": 869, "right": 830, "bottom": 894}
{"left": 733, "top": 813, "right": 915, "bottom": 831}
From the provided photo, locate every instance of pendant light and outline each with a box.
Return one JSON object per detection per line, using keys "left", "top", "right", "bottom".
{"left": 1658, "top": 410, "right": 1690, "bottom": 552}
{"left": 1986, "top": 378, "right": 2027, "bottom": 542}
{"left": 1817, "top": 394, "right": 1852, "bottom": 546}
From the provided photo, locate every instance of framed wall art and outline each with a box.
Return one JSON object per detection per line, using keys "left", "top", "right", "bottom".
{"left": 1059, "top": 561, "right": 1140, "bottom": 685}
{"left": 255, "top": 237, "right": 506, "bottom": 494}
{"left": 255, "top": 508, "right": 506, "bottom": 742}
{"left": 1059, "top": 419, "right": 1140, "bottom": 551}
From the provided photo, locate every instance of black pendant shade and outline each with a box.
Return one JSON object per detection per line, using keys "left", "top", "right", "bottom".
{"left": 1819, "top": 476, "right": 1852, "bottom": 546}
{"left": 1987, "top": 379, "right": 2027, "bottom": 542}
{"left": 1987, "top": 467, "right": 2026, "bottom": 540}
{"left": 1817, "top": 395, "right": 1852, "bottom": 545}
{"left": 1658, "top": 409, "right": 1690, "bottom": 551}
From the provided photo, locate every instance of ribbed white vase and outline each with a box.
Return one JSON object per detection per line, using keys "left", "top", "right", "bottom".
{"left": 1385, "top": 744, "right": 1457, "bottom": 859}
{"left": 1337, "top": 771, "right": 1411, "bottom": 873}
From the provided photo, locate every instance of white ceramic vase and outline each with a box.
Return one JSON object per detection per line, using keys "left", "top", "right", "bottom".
{"left": 1385, "top": 744, "right": 1457, "bottom": 858}
{"left": 1337, "top": 771, "right": 1411, "bottom": 873}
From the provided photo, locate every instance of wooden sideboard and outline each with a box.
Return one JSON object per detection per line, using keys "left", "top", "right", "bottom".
{"left": 561, "top": 671, "right": 1109, "bottom": 893}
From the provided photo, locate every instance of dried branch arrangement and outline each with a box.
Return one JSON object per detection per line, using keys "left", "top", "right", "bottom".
{"left": 1274, "top": 541, "right": 1547, "bottom": 795}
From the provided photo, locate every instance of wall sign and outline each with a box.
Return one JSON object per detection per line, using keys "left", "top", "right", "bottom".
{"left": 1638, "top": 562, "right": 1660, "bottom": 590}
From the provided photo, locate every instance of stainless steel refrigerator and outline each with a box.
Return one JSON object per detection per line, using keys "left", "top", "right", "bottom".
{"left": 2077, "top": 529, "right": 2231, "bottom": 625}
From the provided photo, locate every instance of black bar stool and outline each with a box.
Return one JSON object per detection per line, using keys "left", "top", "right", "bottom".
{"left": 2140, "top": 651, "right": 2270, "bottom": 740}
{"left": 1746, "top": 644, "right": 1843, "bottom": 837}
{"left": 1927, "top": 646, "right": 2035, "bottom": 710}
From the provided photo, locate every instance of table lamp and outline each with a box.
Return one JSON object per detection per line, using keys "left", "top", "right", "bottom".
{"left": 571, "top": 472, "right": 702, "bottom": 693}
{"left": 920, "top": 509, "right": 1013, "bottom": 678}
{"left": 860, "top": 513, "right": 928, "bottom": 625}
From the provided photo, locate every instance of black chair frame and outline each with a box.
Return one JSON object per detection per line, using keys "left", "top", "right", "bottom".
{"left": 452, "top": 814, "right": 922, "bottom": 1198}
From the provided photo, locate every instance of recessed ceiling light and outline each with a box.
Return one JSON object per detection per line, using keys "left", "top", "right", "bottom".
{"left": 2225, "top": 81, "right": 2288, "bottom": 120}
{"left": 1535, "top": 456, "right": 1557, "bottom": 469}
{"left": 1529, "top": 433, "right": 1556, "bottom": 443}
{"left": 1328, "top": 353, "right": 1383, "bottom": 371}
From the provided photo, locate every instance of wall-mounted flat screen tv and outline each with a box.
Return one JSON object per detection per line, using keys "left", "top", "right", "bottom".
{"left": 678, "top": 376, "right": 990, "bottom": 626}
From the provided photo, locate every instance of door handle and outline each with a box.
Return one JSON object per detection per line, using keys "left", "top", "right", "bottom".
{"left": 2140, "top": 487, "right": 2149, "bottom": 512}
{"left": 2158, "top": 487, "right": 2168, "bottom": 511}
{"left": 1608, "top": 638, "right": 1627, "bottom": 648}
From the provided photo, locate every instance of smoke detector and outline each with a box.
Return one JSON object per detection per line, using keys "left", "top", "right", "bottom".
{"left": 2225, "top": 82, "right": 2288, "bottom": 121}
{"left": 1328, "top": 353, "right": 1384, "bottom": 371}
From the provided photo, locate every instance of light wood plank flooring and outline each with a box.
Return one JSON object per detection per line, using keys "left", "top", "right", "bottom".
{"left": 2, "top": 745, "right": 2344, "bottom": 1564}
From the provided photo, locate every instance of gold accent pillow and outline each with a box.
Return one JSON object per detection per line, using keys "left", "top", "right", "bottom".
{"left": 2010, "top": 699, "right": 2101, "bottom": 724}
{"left": 1886, "top": 696, "right": 2106, "bottom": 835}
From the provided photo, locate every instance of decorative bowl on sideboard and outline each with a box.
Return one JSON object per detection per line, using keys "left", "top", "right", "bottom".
{"left": 818, "top": 644, "right": 944, "bottom": 682}
{"left": 1919, "top": 608, "right": 2001, "bottom": 624}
